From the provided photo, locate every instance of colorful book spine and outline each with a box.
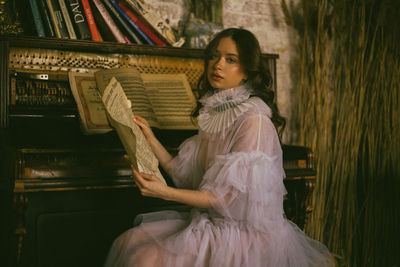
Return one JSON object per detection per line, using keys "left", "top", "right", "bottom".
{"left": 46, "top": 0, "right": 70, "bottom": 38}
{"left": 29, "top": 0, "right": 46, "bottom": 37}
{"left": 107, "top": 0, "right": 153, "bottom": 45}
{"left": 118, "top": 1, "right": 166, "bottom": 46}
{"left": 92, "top": 0, "right": 127, "bottom": 43}
{"left": 81, "top": 0, "right": 102, "bottom": 41}
{"left": 101, "top": 0, "right": 140, "bottom": 44}
{"left": 37, "top": 0, "right": 56, "bottom": 37}
{"left": 124, "top": 0, "right": 178, "bottom": 46}
{"left": 90, "top": 0, "right": 115, "bottom": 42}
{"left": 65, "top": 0, "right": 92, "bottom": 40}
{"left": 58, "top": 0, "right": 77, "bottom": 39}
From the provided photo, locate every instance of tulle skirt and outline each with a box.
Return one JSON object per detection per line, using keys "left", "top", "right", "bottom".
{"left": 104, "top": 209, "right": 335, "bottom": 267}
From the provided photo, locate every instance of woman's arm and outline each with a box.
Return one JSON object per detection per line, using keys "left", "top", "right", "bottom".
{"left": 132, "top": 168, "right": 216, "bottom": 209}
{"left": 133, "top": 115, "right": 173, "bottom": 170}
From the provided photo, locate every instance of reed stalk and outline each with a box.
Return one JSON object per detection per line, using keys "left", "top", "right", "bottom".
{"left": 281, "top": 0, "right": 400, "bottom": 266}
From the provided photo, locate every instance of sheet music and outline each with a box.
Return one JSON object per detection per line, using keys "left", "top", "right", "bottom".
{"left": 141, "top": 73, "right": 197, "bottom": 129}
{"left": 102, "top": 77, "right": 165, "bottom": 184}
{"left": 68, "top": 72, "right": 112, "bottom": 134}
{"left": 70, "top": 68, "right": 197, "bottom": 135}
{"left": 95, "top": 68, "right": 160, "bottom": 128}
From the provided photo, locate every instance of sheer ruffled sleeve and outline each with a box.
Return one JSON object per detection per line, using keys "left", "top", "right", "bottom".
{"left": 165, "top": 135, "right": 202, "bottom": 189}
{"left": 199, "top": 113, "right": 287, "bottom": 231}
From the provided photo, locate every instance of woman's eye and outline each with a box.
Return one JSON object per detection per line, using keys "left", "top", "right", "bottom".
{"left": 226, "top": 57, "right": 237, "bottom": 63}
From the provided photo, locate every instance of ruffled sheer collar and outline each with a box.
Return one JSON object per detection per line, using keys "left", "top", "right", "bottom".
{"left": 198, "top": 84, "right": 255, "bottom": 135}
{"left": 199, "top": 84, "right": 253, "bottom": 109}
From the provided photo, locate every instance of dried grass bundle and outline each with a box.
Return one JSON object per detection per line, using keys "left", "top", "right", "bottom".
{"left": 281, "top": 0, "right": 400, "bottom": 266}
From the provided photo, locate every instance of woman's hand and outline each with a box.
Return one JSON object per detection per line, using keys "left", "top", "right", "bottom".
{"left": 132, "top": 167, "right": 170, "bottom": 199}
{"left": 132, "top": 115, "right": 174, "bottom": 170}
{"left": 133, "top": 115, "right": 154, "bottom": 141}
{"left": 132, "top": 166, "right": 215, "bottom": 208}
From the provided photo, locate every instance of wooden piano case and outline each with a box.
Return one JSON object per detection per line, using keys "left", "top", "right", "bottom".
{"left": 0, "top": 36, "right": 314, "bottom": 267}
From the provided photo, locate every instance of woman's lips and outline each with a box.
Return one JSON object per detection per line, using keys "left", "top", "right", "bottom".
{"left": 211, "top": 73, "right": 223, "bottom": 80}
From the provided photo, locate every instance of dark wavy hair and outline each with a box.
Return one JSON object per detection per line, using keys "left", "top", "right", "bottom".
{"left": 192, "top": 28, "right": 286, "bottom": 138}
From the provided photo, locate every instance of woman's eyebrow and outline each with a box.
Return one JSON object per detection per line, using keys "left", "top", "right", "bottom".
{"left": 225, "top": 53, "right": 239, "bottom": 58}
{"left": 212, "top": 49, "right": 239, "bottom": 58}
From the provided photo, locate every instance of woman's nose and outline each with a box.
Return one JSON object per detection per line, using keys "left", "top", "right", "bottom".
{"left": 214, "top": 57, "right": 223, "bottom": 69}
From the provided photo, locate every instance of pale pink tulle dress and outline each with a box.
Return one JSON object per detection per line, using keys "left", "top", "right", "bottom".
{"left": 104, "top": 85, "right": 335, "bottom": 267}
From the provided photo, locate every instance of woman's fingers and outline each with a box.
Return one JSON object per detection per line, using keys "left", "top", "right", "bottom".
{"left": 134, "top": 115, "right": 146, "bottom": 122}
{"left": 133, "top": 115, "right": 154, "bottom": 139}
{"left": 132, "top": 168, "right": 145, "bottom": 185}
{"left": 141, "top": 173, "right": 158, "bottom": 181}
{"left": 133, "top": 117, "right": 145, "bottom": 128}
{"left": 133, "top": 115, "right": 149, "bottom": 128}
{"left": 131, "top": 168, "right": 144, "bottom": 190}
{"left": 132, "top": 168, "right": 155, "bottom": 188}
{"left": 131, "top": 167, "right": 167, "bottom": 198}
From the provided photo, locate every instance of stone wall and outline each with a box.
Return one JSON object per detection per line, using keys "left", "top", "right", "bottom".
{"left": 146, "top": 0, "right": 298, "bottom": 143}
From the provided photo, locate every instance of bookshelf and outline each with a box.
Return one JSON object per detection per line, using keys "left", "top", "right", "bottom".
{"left": 18, "top": 0, "right": 181, "bottom": 46}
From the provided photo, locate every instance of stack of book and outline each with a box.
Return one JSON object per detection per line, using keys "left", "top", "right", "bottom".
{"left": 28, "top": 0, "right": 183, "bottom": 46}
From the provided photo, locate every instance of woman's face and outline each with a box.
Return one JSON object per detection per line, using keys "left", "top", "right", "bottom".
{"left": 207, "top": 37, "right": 247, "bottom": 91}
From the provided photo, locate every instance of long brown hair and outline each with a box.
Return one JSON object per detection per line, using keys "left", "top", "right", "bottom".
{"left": 192, "top": 28, "right": 286, "bottom": 137}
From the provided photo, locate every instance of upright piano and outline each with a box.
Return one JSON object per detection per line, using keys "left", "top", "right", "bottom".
{"left": 0, "top": 36, "right": 315, "bottom": 267}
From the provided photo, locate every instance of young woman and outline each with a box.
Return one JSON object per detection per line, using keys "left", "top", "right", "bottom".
{"left": 105, "top": 28, "right": 335, "bottom": 267}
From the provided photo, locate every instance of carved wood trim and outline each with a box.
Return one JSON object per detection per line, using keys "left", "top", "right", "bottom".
{"left": 0, "top": 39, "right": 9, "bottom": 128}
{"left": 13, "top": 193, "right": 28, "bottom": 264}
{"left": 0, "top": 36, "right": 279, "bottom": 59}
